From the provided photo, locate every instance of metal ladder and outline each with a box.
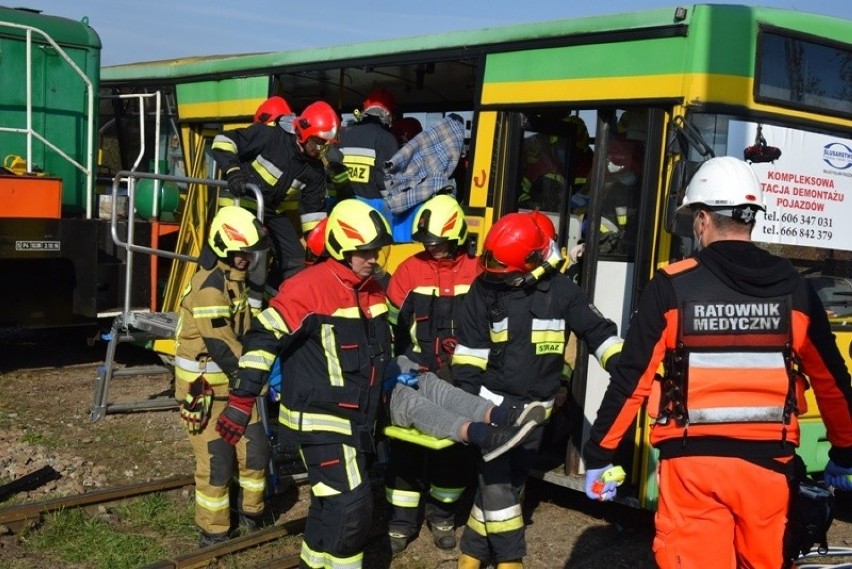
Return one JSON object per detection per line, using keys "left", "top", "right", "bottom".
{"left": 90, "top": 311, "right": 179, "bottom": 421}
{"left": 89, "top": 171, "right": 262, "bottom": 422}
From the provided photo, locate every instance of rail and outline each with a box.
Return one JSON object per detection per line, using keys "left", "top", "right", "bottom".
{"left": 0, "top": 20, "right": 94, "bottom": 218}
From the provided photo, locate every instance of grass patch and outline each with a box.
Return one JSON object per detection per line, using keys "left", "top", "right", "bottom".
{"left": 21, "top": 493, "right": 196, "bottom": 569}
{"left": 20, "top": 432, "right": 62, "bottom": 448}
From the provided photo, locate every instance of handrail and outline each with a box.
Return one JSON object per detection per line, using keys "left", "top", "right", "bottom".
{"left": 109, "top": 170, "right": 264, "bottom": 319}
{"left": 0, "top": 21, "right": 94, "bottom": 218}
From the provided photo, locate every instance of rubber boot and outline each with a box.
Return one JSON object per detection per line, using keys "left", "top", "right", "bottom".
{"left": 458, "top": 553, "right": 482, "bottom": 569}
{"left": 496, "top": 561, "right": 523, "bottom": 568}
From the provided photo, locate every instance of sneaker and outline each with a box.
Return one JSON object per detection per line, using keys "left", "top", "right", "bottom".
{"left": 429, "top": 520, "right": 457, "bottom": 550}
{"left": 507, "top": 401, "right": 548, "bottom": 427}
{"left": 389, "top": 531, "right": 412, "bottom": 556}
{"left": 199, "top": 531, "right": 230, "bottom": 548}
{"left": 480, "top": 422, "right": 537, "bottom": 462}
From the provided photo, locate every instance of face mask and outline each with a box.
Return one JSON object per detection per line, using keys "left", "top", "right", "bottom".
{"left": 606, "top": 160, "right": 623, "bottom": 174}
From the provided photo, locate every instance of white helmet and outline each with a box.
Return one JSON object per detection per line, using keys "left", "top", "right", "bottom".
{"left": 677, "top": 156, "right": 765, "bottom": 223}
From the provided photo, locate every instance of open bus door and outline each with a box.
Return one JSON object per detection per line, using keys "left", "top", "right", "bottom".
{"left": 479, "top": 104, "right": 668, "bottom": 505}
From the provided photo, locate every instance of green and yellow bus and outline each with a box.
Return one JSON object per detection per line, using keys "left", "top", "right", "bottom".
{"left": 93, "top": 4, "right": 851, "bottom": 507}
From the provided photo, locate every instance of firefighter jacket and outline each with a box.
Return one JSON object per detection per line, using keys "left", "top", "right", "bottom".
{"left": 211, "top": 123, "right": 327, "bottom": 232}
{"left": 235, "top": 259, "right": 392, "bottom": 449}
{"left": 386, "top": 251, "right": 481, "bottom": 377}
{"left": 452, "top": 272, "right": 622, "bottom": 403}
{"left": 338, "top": 117, "right": 399, "bottom": 200}
{"left": 174, "top": 254, "right": 251, "bottom": 395}
{"left": 584, "top": 240, "right": 852, "bottom": 470}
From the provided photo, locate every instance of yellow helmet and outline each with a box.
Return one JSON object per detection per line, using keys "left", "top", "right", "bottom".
{"left": 411, "top": 194, "right": 468, "bottom": 246}
{"left": 207, "top": 206, "right": 268, "bottom": 258}
{"left": 325, "top": 199, "right": 392, "bottom": 261}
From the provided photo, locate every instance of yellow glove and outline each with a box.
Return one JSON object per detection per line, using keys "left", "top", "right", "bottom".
{"left": 180, "top": 376, "right": 214, "bottom": 434}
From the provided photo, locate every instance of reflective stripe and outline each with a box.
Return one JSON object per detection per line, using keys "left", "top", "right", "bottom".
{"left": 175, "top": 366, "right": 230, "bottom": 386}
{"left": 429, "top": 484, "right": 464, "bottom": 504}
{"left": 175, "top": 356, "right": 223, "bottom": 373}
{"left": 239, "top": 349, "right": 276, "bottom": 371}
{"left": 386, "top": 303, "right": 399, "bottom": 326}
{"left": 211, "top": 134, "right": 237, "bottom": 153}
{"left": 689, "top": 406, "right": 786, "bottom": 424}
{"left": 279, "top": 405, "right": 353, "bottom": 435}
{"left": 689, "top": 351, "right": 785, "bottom": 369}
{"left": 369, "top": 302, "right": 388, "bottom": 317}
{"left": 192, "top": 305, "right": 231, "bottom": 319}
{"left": 341, "top": 146, "right": 378, "bottom": 161}
{"left": 531, "top": 317, "right": 565, "bottom": 344}
{"left": 413, "top": 285, "right": 439, "bottom": 296}
{"left": 300, "top": 211, "right": 327, "bottom": 233}
{"left": 454, "top": 283, "right": 472, "bottom": 295}
{"left": 490, "top": 317, "right": 508, "bottom": 343}
{"left": 453, "top": 344, "right": 489, "bottom": 369}
{"left": 595, "top": 336, "right": 624, "bottom": 365}
{"left": 257, "top": 307, "right": 289, "bottom": 338}
{"left": 196, "top": 488, "right": 229, "bottom": 512}
{"left": 478, "top": 385, "right": 504, "bottom": 406}
{"left": 333, "top": 306, "right": 362, "bottom": 319}
{"left": 301, "top": 542, "right": 326, "bottom": 568}
{"left": 482, "top": 503, "right": 525, "bottom": 533}
{"left": 325, "top": 550, "right": 363, "bottom": 569}
{"left": 386, "top": 487, "right": 421, "bottom": 508}
{"left": 322, "top": 324, "right": 344, "bottom": 387}
{"left": 253, "top": 154, "right": 283, "bottom": 186}
{"left": 238, "top": 473, "right": 266, "bottom": 493}
{"left": 312, "top": 481, "right": 341, "bottom": 497}
{"left": 484, "top": 503, "right": 522, "bottom": 522}
{"left": 343, "top": 445, "right": 362, "bottom": 490}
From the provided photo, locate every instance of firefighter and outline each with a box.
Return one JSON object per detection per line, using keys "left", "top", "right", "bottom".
{"left": 582, "top": 156, "right": 852, "bottom": 568}
{"left": 174, "top": 205, "right": 270, "bottom": 547}
{"left": 211, "top": 100, "right": 341, "bottom": 306}
{"left": 215, "top": 199, "right": 393, "bottom": 568}
{"left": 383, "top": 194, "right": 482, "bottom": 554}
{"left": 453, "top": 212, "right": 623, "bottom": 569}
{"left": 337, "top": 88, "right": 400, "bottom": 211}
{"left": 253, "top": 96, "right": 292, "bottom": 126}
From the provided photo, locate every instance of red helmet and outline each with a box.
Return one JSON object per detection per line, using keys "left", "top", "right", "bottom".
{"left": 254, "top": 96, "right": 292, "bottom": 124}
{"left": 295, "top": 101, "right": 341, "bottom": 144}
{"left": 362, "top": 88, "right": 397, "bottom": 124}
{"left": 480, "top": 213, "right": 549, "bottom": 277}
{"left": 390, "top": 117, "right": 422, "bottom": 145}
{"left": 305, "top": 217, "right": 328, "bottom": 265}
{"left": 528, "top": 210, "right": 557, "bottom": 242}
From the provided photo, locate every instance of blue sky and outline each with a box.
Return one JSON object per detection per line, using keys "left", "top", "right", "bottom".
{"left": 16, "top": 0, "right": 852, "bottom": 66}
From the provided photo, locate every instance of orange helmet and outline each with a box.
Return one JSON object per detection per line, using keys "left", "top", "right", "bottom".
{"left": 362, "top": 88, "right": 397, "bottom": 125}
{"left": 390, "top": 117, "right": 422, "bottom": 145}
{"left": 295, "top": 101, "right": 341, "bottom": 144}
{"left": 254, "top": 96, "right": 292, "bottom": 124}
{"left": 305, "top": 217, "right": 328, "bottom": 265}
{"left": 480, "top": 213, "right": 549, "bottom": 280}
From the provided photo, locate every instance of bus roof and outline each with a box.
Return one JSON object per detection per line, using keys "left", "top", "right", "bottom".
{"left": 101, "top": 4, "right": 849, "bottom": 84}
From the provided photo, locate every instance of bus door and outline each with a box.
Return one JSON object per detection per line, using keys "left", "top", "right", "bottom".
{"left": 483, "top": 105, "right": 666, "bottom": 485}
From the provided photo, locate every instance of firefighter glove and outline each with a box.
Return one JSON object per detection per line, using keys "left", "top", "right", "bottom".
{"left": 215, "top": 393, "right": 255, "bottom": 445}
{"left": 226, "top": 167, "right": 247, "bottom": 196}
{"left": 824, "top": 460, "right": 852, "bottom": 491}
{"left": 180, "top": 376, "right": 214, "bottom": 434}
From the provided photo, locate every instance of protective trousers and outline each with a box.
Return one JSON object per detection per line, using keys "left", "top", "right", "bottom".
{"left": 385, "top": 438, "right": 475, "bottom": 537}
{"left": 388, "top": 374, "right": 493, "bottom": 441}
{"left": 654, "top": 455, "right": 791, "bottom": 568}
{"left": 459, "top": 426, "right": 543, "bottom": 563}
{"left": 298, "top": 442, "right": 373, "bottom": 569}
{"left": 184, "top": 396, "right": 269, "bottom": 536}
{"left": 248, "top": 213, "right": 305, "bottom": 297}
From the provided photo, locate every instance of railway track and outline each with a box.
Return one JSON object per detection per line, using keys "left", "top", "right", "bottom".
{"left": 0, "top": 473, "right": 311, "bottom": 568}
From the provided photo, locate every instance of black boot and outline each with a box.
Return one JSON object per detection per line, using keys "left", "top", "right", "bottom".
{"left": 199, "top": 531, "right": 230, "bottom": 548}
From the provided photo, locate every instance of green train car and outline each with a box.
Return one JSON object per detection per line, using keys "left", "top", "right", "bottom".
{"left": 0, "top": 6, "right": 150, "bottom": 329}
